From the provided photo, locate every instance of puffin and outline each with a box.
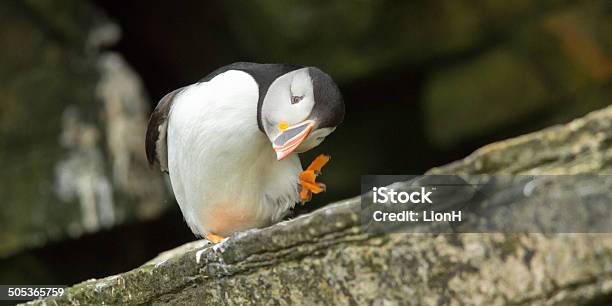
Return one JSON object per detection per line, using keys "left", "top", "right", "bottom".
{"left": 145, "top": 62, "right": 345, "bottom": 243}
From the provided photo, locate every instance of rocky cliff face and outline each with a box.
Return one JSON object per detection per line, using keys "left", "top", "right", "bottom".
{"left": 0, "top": 1, "right": 167, "bottom": 258}
{"left": 26, "top": 105, "right": 612, "bottom": 305}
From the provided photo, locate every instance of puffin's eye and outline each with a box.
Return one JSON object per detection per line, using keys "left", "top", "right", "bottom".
{"left": 291, "top": 95, "right": 304, "bottom": 104}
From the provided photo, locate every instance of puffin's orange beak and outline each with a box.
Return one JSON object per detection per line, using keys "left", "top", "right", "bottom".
{"left": 273, "top": 120, "right": 315, "bottom": 160}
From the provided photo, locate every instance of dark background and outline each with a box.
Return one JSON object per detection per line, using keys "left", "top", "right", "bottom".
{"left": 1, "top": 0, "right": 612, "bottom": 298}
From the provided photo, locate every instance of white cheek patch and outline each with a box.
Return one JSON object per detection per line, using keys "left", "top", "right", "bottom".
{"left": 290, "top": 70, "right": 312, "bottom": 97}
{"left": 262, "top": 68, "right": 315, "bottom": 128}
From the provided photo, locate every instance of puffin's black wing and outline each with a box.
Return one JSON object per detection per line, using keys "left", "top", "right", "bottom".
{"left": 145, "top": 87, "right": 185, "bottom": 173}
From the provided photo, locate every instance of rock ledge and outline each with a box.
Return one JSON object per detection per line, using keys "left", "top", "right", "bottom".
{"left": 27, "top": 105, "right": 612, "bottom": 305}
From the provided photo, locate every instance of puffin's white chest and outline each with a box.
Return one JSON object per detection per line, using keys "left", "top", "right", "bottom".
{"left": 166, "top": 71, "right": 302, "bottom": 236}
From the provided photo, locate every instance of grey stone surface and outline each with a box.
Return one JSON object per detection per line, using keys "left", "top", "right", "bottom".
{"left": 0, "top": 1, "right": 167, "bottom": 258}
{"left": 26, "top": 105, "right": 612, "bottom": 305}
{"left": 427, "top": 104, "right": 612, "bottom": 176}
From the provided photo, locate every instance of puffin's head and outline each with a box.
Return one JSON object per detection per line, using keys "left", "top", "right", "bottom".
{"left": 261, "top": 67, "right": 345, "bottom": 160}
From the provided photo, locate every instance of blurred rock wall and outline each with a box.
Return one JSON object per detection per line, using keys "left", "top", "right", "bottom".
{"left": 0, "top": 1, "right": 167, "bottom": 258}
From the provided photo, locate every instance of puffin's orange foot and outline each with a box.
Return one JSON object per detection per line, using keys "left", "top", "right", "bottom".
{"left": 299, "top": 154, "right": 331, "bottom": 202}
{"left": 206, "top": 232, "right": 225, "bottom": 244}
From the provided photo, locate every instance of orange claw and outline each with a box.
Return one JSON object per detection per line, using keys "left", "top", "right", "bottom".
{"left": 306, "top": 154, "right": 331, "bottom": 172}
{"left": 206, "top": 232, "right": 225, "bottom": 244}
{"left": 299, "top": 154, "right": 331, "bottom": 202}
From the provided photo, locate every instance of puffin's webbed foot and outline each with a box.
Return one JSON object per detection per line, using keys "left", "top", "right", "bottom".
{"left": 206, "top": 232, "right": 225, "bottom": 244}
{"left": 299, "top": 154, "right": 331, "bottom": 202}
